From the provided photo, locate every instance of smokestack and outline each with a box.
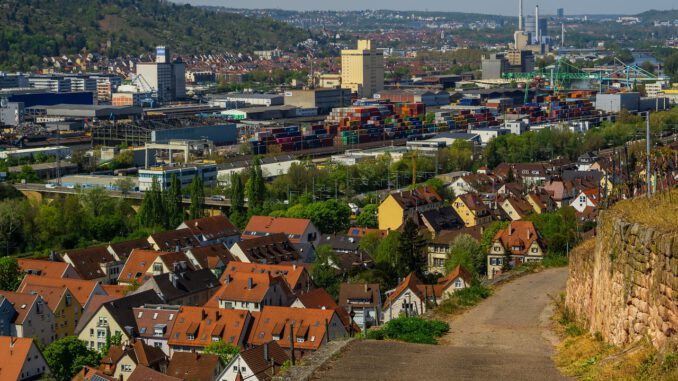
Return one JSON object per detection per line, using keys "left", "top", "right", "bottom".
{"left": 535, "top": 5, "right": 540, "bottom": 43}
{"left": 518, "top": 0, "right": 524, "bottom": 30}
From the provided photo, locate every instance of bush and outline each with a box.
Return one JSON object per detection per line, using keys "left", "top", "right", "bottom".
{"left": 436, "top": 285, "right": 492, "bottom": 315}
{"left": 542, "top": 254, "right": 569, "bottom": 268}
{"left": 368, "top": 317, "right": 449, "bottom": 345}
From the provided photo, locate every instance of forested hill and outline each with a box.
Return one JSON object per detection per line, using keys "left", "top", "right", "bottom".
{"left": 0, "top": 0, "right": 312, "bottom": 70}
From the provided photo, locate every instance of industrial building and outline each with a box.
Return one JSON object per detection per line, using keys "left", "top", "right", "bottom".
{"left": 283, "top": 88, "right": 351, "bottom": 114}
{"left": 341, "top": 40, "right": 385, "bottom": 98}
{"left": 0, "top": 146, "right": 72, "bottom": 160}
{"left": 27, "top": 104, "right": 142, "bottom": 121}
{"left": 138, "top": 164, "right": 217, "bottom": 191}
{"left": 210, "top": 93, "right": 284, "bottom": 108}
{"left": 481, "top": 50, "right": 534, "bottom": 80}
{"left": 135, "top": 46, "right": 186, "bottom": 102}
{"left": 375, "top": 89, "right": 450, "bottom": 106}
{"left": 595, "top": 93, "right": 670, "bottom": 113}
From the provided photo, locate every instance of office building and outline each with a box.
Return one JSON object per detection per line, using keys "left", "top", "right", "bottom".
{"left": 284, "top": 88, "right": 351, "bottom": 114}
{"left": 341, "top": 40, "right": 384, "bottom": 98}
{"left": 506, "top": 50, "right": 535, "bottom": 73}
{"left": 0, "top": 73, "right": 29, "bottom": 89}
{"left": 135, "top": 46, "right": 186, "bottom": 102}
{"left": 557, "top": 8, "right": 564, "bottom": 18}
{"left": 481, "top": 53, "right": 510, "bottom": 80}
{"left": 138, "top": 164, "right": 218, "bottom": 191}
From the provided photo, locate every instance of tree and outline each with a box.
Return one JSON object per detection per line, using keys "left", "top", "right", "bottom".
{"left": 0, "top": 256, "right": 22, "bottom": 291}
{"left": 43, "top": 336, "right": 101, "bottom": 381}
{"left": 189, "top": 175, "right": 205, "bottom": 219}
{"left": 229, "top": 172, "right": 246, "bottom": 228}
{"left": 16, "top": 165, "right": 38, "bottom": 182}
{"left": 304, "top": 199, "right": 351, "bottom": 233}
{"left": 396, "top": 219, "right": 427, "bottom": 278}
{"left": 100, "top": 331, "right": 122, "bottom": 356}
{"left": 203, "top": 340, "right": 240, "bottom": 363}
{"left": 0, "top": 200, "right": 22, "bottom": 255}
{"left": 444, "top": 234, "right": 485, "bottom": 276}
{"left": 115, "top": 177, "right": 135, "bottom": 195}
{"left": 164, "top": 174, "right": 183, "bottom": 228}
{"left": 138, "top": 177, "right": 163, "bottom": 228}
{"left": 355, "top": 204, "right": 378, "bottom": 228}
{"left": 480, "top": 221, "right": 509, "bottom": 252}
{"left": 311, "top": 244, "right": 341, "bottom": 298}
{"left": 358, "top": 232, "right": 381, "bottom": 258}
{"left": 247, "top": 157, "right": 266, "bottom": 211}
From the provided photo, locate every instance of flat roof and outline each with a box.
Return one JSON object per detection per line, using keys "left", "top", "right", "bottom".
{"left": 219, "top": 93, "right": 283, "bottom": 100}
{"left": 30, "top": 104, "right": 142, "bottom": 117}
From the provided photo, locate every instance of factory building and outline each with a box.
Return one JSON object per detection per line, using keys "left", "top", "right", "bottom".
{"left": 283, "top": 88, "right": 351, "bottom": 114}
{"left": 138, "top": 164, "right": 218, "bottom": 191}
{"left": 135, "top": 46, "right": 186, "bottom": 102}
{"left": 341, "top": 40, "right": 384, "bottom": 98}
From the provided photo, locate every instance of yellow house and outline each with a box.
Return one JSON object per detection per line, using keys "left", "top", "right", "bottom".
{"left": 21, "top": 284, "right": 82, "bottom": 339}
{"left": 377, "top": 187, "right": 443, "bottom": 231}
{"left": 525, "top": 190, "right": 555, "bottom": 215}
{"left": 451, "top": 193, "right": 492, "bottom": 227}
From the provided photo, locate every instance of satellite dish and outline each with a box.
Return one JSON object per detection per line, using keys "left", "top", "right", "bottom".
{"left": 0, "top": 98, "right": 7, "bottom": 108}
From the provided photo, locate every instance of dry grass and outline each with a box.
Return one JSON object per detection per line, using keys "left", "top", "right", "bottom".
{"left": 607, "top": 189, "right": 678, "bottom": 232}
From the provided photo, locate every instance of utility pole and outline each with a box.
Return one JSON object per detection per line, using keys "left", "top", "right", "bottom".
{"left": 646, "top": 111, "right": 651, "bottom": 198}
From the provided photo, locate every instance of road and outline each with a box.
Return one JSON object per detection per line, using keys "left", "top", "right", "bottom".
{"left": 312, "top": 268, "right": 570, "bottom": 381}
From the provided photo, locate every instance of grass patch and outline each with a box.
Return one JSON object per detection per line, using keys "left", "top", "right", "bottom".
{"left": 366, "top": 317, "right": 449, "bottom": 345}
{"left": 435, "top": 285, "right": 492, "bottom": 315}
{"left": 542, "top": 254, "right": 569, "bottom": 268}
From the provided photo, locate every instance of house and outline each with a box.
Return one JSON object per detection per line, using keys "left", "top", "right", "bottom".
{"left": 107, "top": 238, "right": 154, "bottom": 260}
{"left": 132, "top": 265, "right": 220, "bottom": 306}
{"left": 452, "top": 193, "right": 492, "bottom": 227}
{"left": 487, "top": 221, "right": 545, "bottom": 279}
{"left": 218, "top": 341, "right": 289, "bottom": 381}
{"left": 208, "top": 272, "right": 292, "bottom": 312}
{"left": 570, "top": 188, "right": 601, "bottom": 214}
{"left": 246, "top": 306, "right": 348, "bottom": 355}
{"left": 243, "top": 216, "right": 320, "bottom": 245}
{"left": 118, "top": 250, "right": 194, "bottom": 286}
{"left": 167, "top": 306, "right": 251, "bottom": 353}
{"left": 525, "top": 189, "right": 556, "bottom": 214}
{"left": 433, "top": 265, "right": 473, "bottom": 299}
{"left": 378, "top": 187, "right": 443, "bottom": 231}
{"left": 346, "top": 228, "right": 389, "bottom": 239}
{"left": 499, "top": 195, "right": 534, "bottom": 221}
{"left": 337, "top": 283, "right": 381, "bottom": 329}
{"left": 219, "top": 262, "right": 313, "bottom": 295}
{"left": 543, "top": 179, "right": 577, "bottom": 208}
{"left": 449, "top": 172, "right": 500, "bottom": 199}
{"left": 382, "top": 273, "right": 427, "bottom": 323}
{"left": 419, "top": 207, "right": 463, "bottom": 236}
{"left": 73, "top": 366, "right": 117, "bottom": 381}
{"left": 185, "top": 244, "right": 237, "bottom": 278}
{"left": 316, "top": 235, "right": 374, "bottom": 274}
{"left": 61, "top": 245, "right": 123, "bottom": 284}
{"left": 0, "top": 290, "right": 56, "bottom": 346}
{"left": 0, "top": 296, "right": 15, "bottom": 336}
{"left": 426, "top": 227, "right": 486, "bottom": 274}
{"left": 17, "top": 275, "right": 107, "bottom": 311}
{"left": 229, "top": 234, "right": 301, "bottom": 264}
{"left": 494, "top": 163, "right": 550, "bottom": 186}
{"left": 0, "top": 337, "right": 50, "bottom": 381}
{"left": 19, "top": 284, "right": 82, "bottom": 339}
{"left": 126, "top": 365, "right": 182, "bottom": 381}
{"left": 576, "top": 152, "right": 599, "bottom": 171}
{"left": 17, "top": 258, "right": 80, "bottom": 279}
{"left": 133, "top": 304, "right": 180, "bottom": 356}
{"left": 148, "top": 229, "right": 201, "bottom": 251}
{"left": 167, "top": 352, "right": 224, "bottom": 381}
{"left": 178, "top": 214, "right": 241, "bottom": 248}
{"left": 76, "top": 290, "right": 163, "bottom": 351}
{"left": 99, "top": 340, "right": 168, "bottom": 381}
{"left": 498, "top": 182, "right": 525, "bottom": 198}
{"left": 290, "top": 289, "right": 355, "bottom": 334}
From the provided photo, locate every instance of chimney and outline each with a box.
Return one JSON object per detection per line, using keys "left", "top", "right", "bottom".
{"left": 263, "top": 342, "right": 269, "bottom": 362}
{"left": 248, "top": 277, "right": 253, "bottom": 289}
{"left": 527, "top": 228, "right": 531, "bottom": 239}
{"left": 364, "top": 283, "right": 368, "bottom": 293}
{"left": 508, "top": 226, "right": 512, "bottom": 236}
{"left": 215, "top": 310, "right": 221, "bottom": 320}
{"left": 518, "top": 0, "right": 524, "bottom": 30}
{"left": 535, "top": 5, "right": 540, "bottom": 43}
{"left": 292, "top": 264, "right": 297, "bottom": 270}
{"left": 201, "top": 309, "right": 207, "bottom": 320}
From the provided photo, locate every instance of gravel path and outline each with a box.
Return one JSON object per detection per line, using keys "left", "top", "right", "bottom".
{"left": 311, "top": 267, "right": 571, "bottom": 381}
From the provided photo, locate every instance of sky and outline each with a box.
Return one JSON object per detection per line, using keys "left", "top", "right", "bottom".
{"left": 180, "top": 0, "right": 677, "bottom": 16}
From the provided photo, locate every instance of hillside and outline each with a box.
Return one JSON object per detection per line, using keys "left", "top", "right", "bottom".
{"left": 0, "top": 0, "right": 312, "bottom": 71}
{"left": 637, "top": 9, "right": 678, "bottom": 21}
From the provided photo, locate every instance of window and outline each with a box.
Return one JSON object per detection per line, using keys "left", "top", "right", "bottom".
{"left": 297, "top": 337, "right": 305, "bottom": 343}
{"left": 531, "top": 248, "right": 538, "bottom": 253}
{"left": 154, "top": 342, "right": 162, "bottom": 348}
{"left": 89, "top": 328, "right": 94, "bottom": 337}
{"left": 454, "top": 279, "right": 463, "bottom": 288}
{"left": 212, "top": 336, "right": 220, "bottom": 342}
{"left": 153, "top": 263, "right": 163, "bottom": 272}
{"left": 121, "top": 365, "right": 132, "bottom": 372}
{"left": 97, "top": 329, "right": 107, "bottom": 339}
{"left": 187, "top": 334, "right": 195, "bottom": 341}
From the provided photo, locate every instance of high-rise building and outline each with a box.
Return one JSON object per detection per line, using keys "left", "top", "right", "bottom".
{"left": 341, "top": 40, "right": 384, "bottom": 98}
{"left": 525, "top": 15, "right": 548, "bottom": 44}
{"left": 557, "top": 8, "right": 564, "bottom": 18}
{"left": 135, "top": 46, "right": 186, "bottom": 102}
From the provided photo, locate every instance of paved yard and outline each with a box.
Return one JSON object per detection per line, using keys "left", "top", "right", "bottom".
{"left": 311, "top": 268, "right": 571, "bottom": 381}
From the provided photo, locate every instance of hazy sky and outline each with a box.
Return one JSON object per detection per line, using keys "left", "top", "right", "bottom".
{"left": 180, "top": 0, "right": 677, "bottom": 15}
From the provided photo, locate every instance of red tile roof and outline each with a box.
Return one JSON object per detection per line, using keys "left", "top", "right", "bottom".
{"left": 188, "top": 244, "right": 237, "bottom": 269}
{"left": 19, "top": 284, "right": 69, "bottom": 313}
{"left": 167, "top": 352, "right": 222, "bottom": 381}
{"left": 0, "top": 337, "right": 40, "bottom": 381}
{"left": 220, "top": 262, "right": 307, "bottom": 291}
{"left": 17, "top": 259, "right": 74, "bottom": 278}
{"left": 296, "top": 288, "right": 338, "bottom": 309}
{"left": 493, "top": 221, "right": 543, "bottom": 255}
{"left": 180, "top": 214, "right": 239, "bottom": 241}
{"left": 383, "top": 273, "right": 424, "bottom": 310}
{"left": 62, "top": 245, "right": 117, "bottom": 280}
{"left": 168, "top": 306, "right": 250, "bottom": 348}
{"left": 243, "top": 216, "right": 313, "bottom": 243}
{"left": 208, "top": 272, "right": 286, "bottom": 306}
{"left": 17, "top": 275, "right": 99, "bottom": 307}
{"left": 246, "top": 306, "right": 339, "bottom": 351}
{"left": 133, "top": 305, "right": 179, "bottom": 340}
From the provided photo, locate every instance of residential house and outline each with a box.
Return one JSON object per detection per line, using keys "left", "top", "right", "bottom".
{"left": 167, "top": 352, "right": 224, "bottom": 381}
{"left": 452, "top": 193, "right": 492, "bottom": 227}
{"left": 229, "top": 234, "right": 301, "bottom": 264}
{"left": 570, "top": 188, "right": 600, "bottom": 215}
{"left": 107, "top": 238, "right": 154, "bottom": 260}
{"left": 426, "top": 227, "right": 485, "bottom": 274}
{"left": 243, "top": 216, "right": 320, "bottom": 245}
{"left": 419, "top": 207, "right": 463, "bottom": 236}
{"left": 126, "top": 365, "right": 182, "bottom": 381}
{"left": 433, "top": 265, "right": 473, "bottom": 300}
{"left": 526, "top": 189, "right": 556, "bottom": 214}
{"left": 246, "top": 306, "right": 348, "bottom": 356}
{"left": 494, "top": 163, "right": 551, "bottom": 186}
{"left": 382, "top": 273, "right": 427, "bottom": 323}
{"left": 133, "top": 265, "right": 220, "bottom": 306}
{"left": 0, "top": 337, "right": 50, "bottom": 381}
{"left": 17, "top": 258, "right": 80, "bottom": 279}
{"left": 178, "top": 214, "right": 241, "bottom": 248}
{"left": 576, "top": 152, "right": 599, "bottom": 171}
{"left": 17, "top": 275, "right": 107, "bottom": 311}
{"left": 543, "top": 179, "right": 577, "bottom": 208}
{"left": 562, "top": 170, "right": 608, "bottom": 195}
{"left": 317, "top": 235, "right": 374, "bottom": 274}
{"left": 218, "top": 341, "right": 289, "bottom": 381}
{"left": 19, "top": 284, "right": 82, "bottom": 339}
{"left": 337, "top": 283, "right": 381, "bottom": 329}
{"left": 118, "top": 250, "right": 194, "bottom": 286}
{"left": 133, "top": 304, "right": 180, "bottom": 355}
{"left": 76, "top": 290, "right": 163, "bottom": 351}
{"left": 290, "top": 289, "right": 355, "bottom": 334}
{"left": 487, "top": 221, "right": 545, "bottom": 279}
{"left": 168, "top": 306, "right": 251, "bottom": 353}
{"left": 62, "top": 245, "right": 123, "bottom": 284}
{"left": 208, "top": 272, "right": 292, "bottom": 312}
{"left": 219, "top": 262, "right": 313, "bottom": 295}
{"left": 148, "top": 229, "right": 201, "bottom": 251}
{"left": 497, "top": 182, "right": 525, "bottom": 198}
{"left": 500, "top": 195, "right": 534, "bottom": 221}
{"left": 185, "top": 244, "right": 237, "bottom": 278}
{"left": 449, "top": 172, "right": 500, "bottom": 202}
{"left": 0, "top": 290, "right": 56, "bottom": 346}
{"left": 378, "top": 187, "right": 443, "bottom": 231}
{"left": 0, "top": 296, "right": 14, "bottom": 336}
{"left": 73, "top": 366, "right": 117, "bottom": 381}
{"left": 99, "top": 340, "right": 168, "bottom": 381}
{"left": 346, "top": 228, "right": 388, "bottom": 239}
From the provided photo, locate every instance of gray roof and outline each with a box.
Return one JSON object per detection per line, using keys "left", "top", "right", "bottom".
{"left": 149, "top": 269, "right": 219, "bottom": 302}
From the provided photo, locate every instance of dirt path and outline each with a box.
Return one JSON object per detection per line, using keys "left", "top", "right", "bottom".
{"left": 312, "top": 268, "right": 571, "bottom": 381}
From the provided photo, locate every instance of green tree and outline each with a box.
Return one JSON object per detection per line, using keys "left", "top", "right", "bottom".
{"left": 229, "top": 172, "right": 246, "bottom": 227}
{"left": 480, "top": 221, "right": 509, "bottom": 251}
{"left": 358, "top": 232, "right": 381, "bottom": 258}
{"left": 0, "top": 256, "right": 22, "bottom": 291}
{"left": 115, "top": 177, "right": 135, "bottom": 195}
{"left": 100, "top": 331, "right": 123, "bottom": 356}
{"left": 375, "top": 231, "right": 401, "bottom": 267}
{"left": 203, "top": 340, "right": 240, "bottom": 363}
{"left": 138, "top": 177, "right": 163, "bottom": 228}
{"left": 355, "top": 204, "right": 378, "bottom": 228}
{"left": 444, "top": 234, "right": 485, "bottom": 276}
{"left": 304, "top": 199, "right": 351, "bottom": 233}
{"left": 311, "top": 244, "right": 341, "bottom": 298}
{"left": 164, "top": 174, "right": 183, "bottom": 228}
{"left": 16, "top": 165, "right": 38, "bottom": 182}
{"left": 189, "top": 175, "right": 205, "bottom": 219}
{"left": 396, "top": 219, "right": 427, "bottom": 278}
{"left": 247, "top": 157, "right": 266, "bottom": 210}
{"left": 43, "top": 336, "right": 101, "bottom": 381}
{"left": 0, "top": 200, "right": 22, "bottom": 255}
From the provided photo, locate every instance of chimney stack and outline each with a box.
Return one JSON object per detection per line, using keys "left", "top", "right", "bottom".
{"left": 518, "top": 0, "right": 524, "bottom": 30}
{"left": 535, "top": 5, "right": 540, "bottom": 43}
